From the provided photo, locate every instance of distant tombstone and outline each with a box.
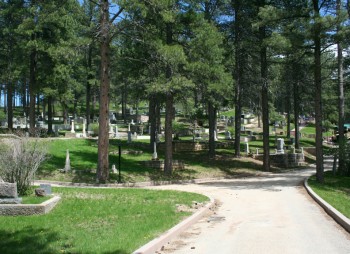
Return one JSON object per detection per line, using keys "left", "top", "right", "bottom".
{"left": 152, "top": 142, "right": 158, "bottom": 160}
{"left": 225, "top": 131, "right": 232, "bottom": 140}
{"left": 111, "top": 164, "right": 118, "bottom": 174}
{"left": 82, "top": 122, "right": 87, "bottom": 137}
{"left": 214, "top": 130, "right": 218, "bottom": 141}
{"left": 71, "top": 120, "right": 75, "bottom": 133}
{"left": 277, "top": 138, "right": 284, "bottom": 154}
{"left": 39, "top": 184, "right": 52, "bottom": 195}
{"left": 245, "top": 143, "right": 249, "bottom": 155}
{"left": 256, "top": 148, "right": 259, "bottom": 155}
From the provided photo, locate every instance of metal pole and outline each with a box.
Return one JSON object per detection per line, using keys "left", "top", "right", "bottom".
{"left": 118, "top": 145, "right": 121, "bottom": 183}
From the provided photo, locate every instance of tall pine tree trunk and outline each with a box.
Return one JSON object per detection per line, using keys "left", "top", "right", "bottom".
{"left": 313, "top": 0, "right": 324, "bottom": 183}
{"left": 208, "top": 101, "right": 216, "bottom": 159}
{"left": 47, "top": 95, "right": 53, "bottom": 134}
{"left": 337, "top": 0, "right": 346, "bottom": 175}
{"left": 29, "top": 48, "right": 37, "bottom": 132}
{"left": 97, "top": 0, "right": 111, "bottom": 183}
{"left": 164, "top": 23, "right": 173, "bottom": 176}
{"left": 7, "top": 83, "right": 13, "bottom": 130}
{"left": 293, "top": 80, "right": 300, "bottom": 149}
{"left": 234, "top": 0, "right": 243, "bottom": 157}
{"left": 260, "top": 25, "right": 270, "bottom": 171}
{"left": 149, "top": 95, "right": 156, "bottom": 148}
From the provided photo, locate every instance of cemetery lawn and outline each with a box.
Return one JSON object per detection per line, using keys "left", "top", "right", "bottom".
{"left": 0, "top": 187, "right": 209, "bottom": 254}
{"left": 38, "top": 138, "right": 316, "bottom": 183}
{"left": 308, "top": 172, "right": 350, "bottom": 219}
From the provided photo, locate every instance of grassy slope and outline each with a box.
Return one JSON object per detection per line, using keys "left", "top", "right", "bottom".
{"left": 0, "top": 187, "right": 208, "bottom": 254}
{"left": 308, "top": 172, "right": 350, "bottom": 219}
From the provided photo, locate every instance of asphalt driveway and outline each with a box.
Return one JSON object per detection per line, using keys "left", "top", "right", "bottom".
{"left": 148, "top": 167, "right": 350, "bottom": 254}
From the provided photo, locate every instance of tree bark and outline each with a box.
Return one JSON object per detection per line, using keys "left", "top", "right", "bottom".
{"left": 149, "top": 95, "right": 156, "bottom": 148}
{"left": 234, "top": 0, "right": 243, "bottom": 157}
{"left": 164, "top": 93, "right": 173, "bottom": 175}
{"left": 97, "top": 0, "right": 111, "bottom": 183}
{"left": 7, "top": 83, "right": 13, "bottom": 130}
{"left": 164, "top": 22, "right": 173, "bottom": 176}
{"left": 312, "top": 0, "right": 324, "bottom": 183}
{"left": 260, "top": 25, "right": 270, "bottom": 171}
{"left": 47, "top": 96, "right": 53, "bottom": 134}
{"left": 208, "top": 101, "right": 216, "bottom": 159}
{"left": 293, "top": 81, "right": 300, "bottom": 149}
{"left": 29, "top": 48, "right": 37, "bottom": 132}
{"left": 337, "top": 0, "right": 346, "bottom": 175}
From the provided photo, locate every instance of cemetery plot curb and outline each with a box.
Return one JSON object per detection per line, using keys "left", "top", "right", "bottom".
{"left": 0, "top": 196, "right": 61, "bottom": 216}
{"left": 132, "top": 195, "right": 215, "bottom": 254}
{"left": 304, "top": 177, "right": 350, "bottom": 233}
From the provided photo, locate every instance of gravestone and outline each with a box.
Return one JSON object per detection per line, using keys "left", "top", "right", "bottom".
{"left": 111, "top": 164, "right": 118, "bottom": 174}
{"left": 71, "top": 120, "right": 75, "bottom": 133}
{"left": 152, "top": 142, "right": 158, "bottom": 160}
{"left": 245, "top": 143, "right": 249, "bottom": 155}
{"left": 39, "top": 184, "right": 52, "bottom": 195}
{"left": 82, "top": 122, "right": 87, "bottom": 137}
{"left": 225, "top": 131, "right": 232, "bottom": 140}
{"left": 0, "top": 182, "right": 22, "bottom": 204}
{"left": 277, "top": 138, "right": 284, "bottom": 154}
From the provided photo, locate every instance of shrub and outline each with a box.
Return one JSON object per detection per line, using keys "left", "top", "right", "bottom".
{"left": 0, "top": 138, "right": 48, "bottom": 195}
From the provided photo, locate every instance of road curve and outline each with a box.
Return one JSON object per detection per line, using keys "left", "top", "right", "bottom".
{"left": 147, "top": 168, "right": 350, "bottom": 254}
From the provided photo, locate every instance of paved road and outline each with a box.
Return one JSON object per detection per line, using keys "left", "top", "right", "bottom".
{"left": 148, "top": 162, "right": 350, "bottom": 254}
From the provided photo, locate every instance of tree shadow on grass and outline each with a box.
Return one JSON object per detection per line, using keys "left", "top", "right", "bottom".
{"left": 0, "top": 227, "right": 61, "bottom": 254}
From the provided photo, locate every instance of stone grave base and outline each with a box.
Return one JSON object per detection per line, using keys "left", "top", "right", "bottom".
{"left": 0, "top": 196, "right": 61, "bottom": 216}
{"left": 253, "top": 153, "right": 305, "bottom": 168}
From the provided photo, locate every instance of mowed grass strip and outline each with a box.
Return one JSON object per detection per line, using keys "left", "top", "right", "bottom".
{"left": 0, "top": 187, "right": 209, "bottom": 254}
{"left": 308, "top": 171, "right": 350, "bottom": 219}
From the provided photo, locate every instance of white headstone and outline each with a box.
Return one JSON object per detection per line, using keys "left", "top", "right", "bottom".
{"left": 245, "top": 143, "right": 249, "bottom": 154}
{"left": 82, "top": 123, "right": 86, "bottom": 137}
{"left": 112, "top": 164, "right": 118, "bottom": 174}
{"left": 71, "top": 120, "right": 75, "bottom": 133}
{"left": 277, "top": 138, "right": 284, "bottom": 154}
{"left": 152, "top": 142, "right": 158, "bottom": 160}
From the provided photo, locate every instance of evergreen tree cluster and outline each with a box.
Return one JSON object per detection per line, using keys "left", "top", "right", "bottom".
{"left": 0, "top": 0, "right": 349, "bottom": 180}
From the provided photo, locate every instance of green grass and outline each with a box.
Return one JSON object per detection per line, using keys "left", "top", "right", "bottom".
{"left": 38, "top": 138, "right": 270, "bottom": 183}
{"left": 0, "top": 187, "right": 209, "bottom": 254}
{"left": 308, "top": 172, "right": 350, "bottom": 219}
{"left": 21, "top": 196, "right": 51, "bottom": 204}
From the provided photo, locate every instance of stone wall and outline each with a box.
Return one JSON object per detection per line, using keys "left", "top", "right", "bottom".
{"left": 0, "top": 196, "right": 61, "bottom": 216}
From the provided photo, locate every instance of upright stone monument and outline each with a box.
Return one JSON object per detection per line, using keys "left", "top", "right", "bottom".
{"left": 245, "top": 142, "right": 249, "bottom": 155}
{"left": 277, "top": 138, "right": 284, "bottom": 154}
{"left": 82, "top": 120, "right": 87, "bottom": 138}
{"left": 152, "top": 142, "right": 158, "bottom": 160}
{"left": 71, "top": 120, "right": 75, "bottom": 133}
{"left": 0, "top": 182, "right": 22, "bottom": 204}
